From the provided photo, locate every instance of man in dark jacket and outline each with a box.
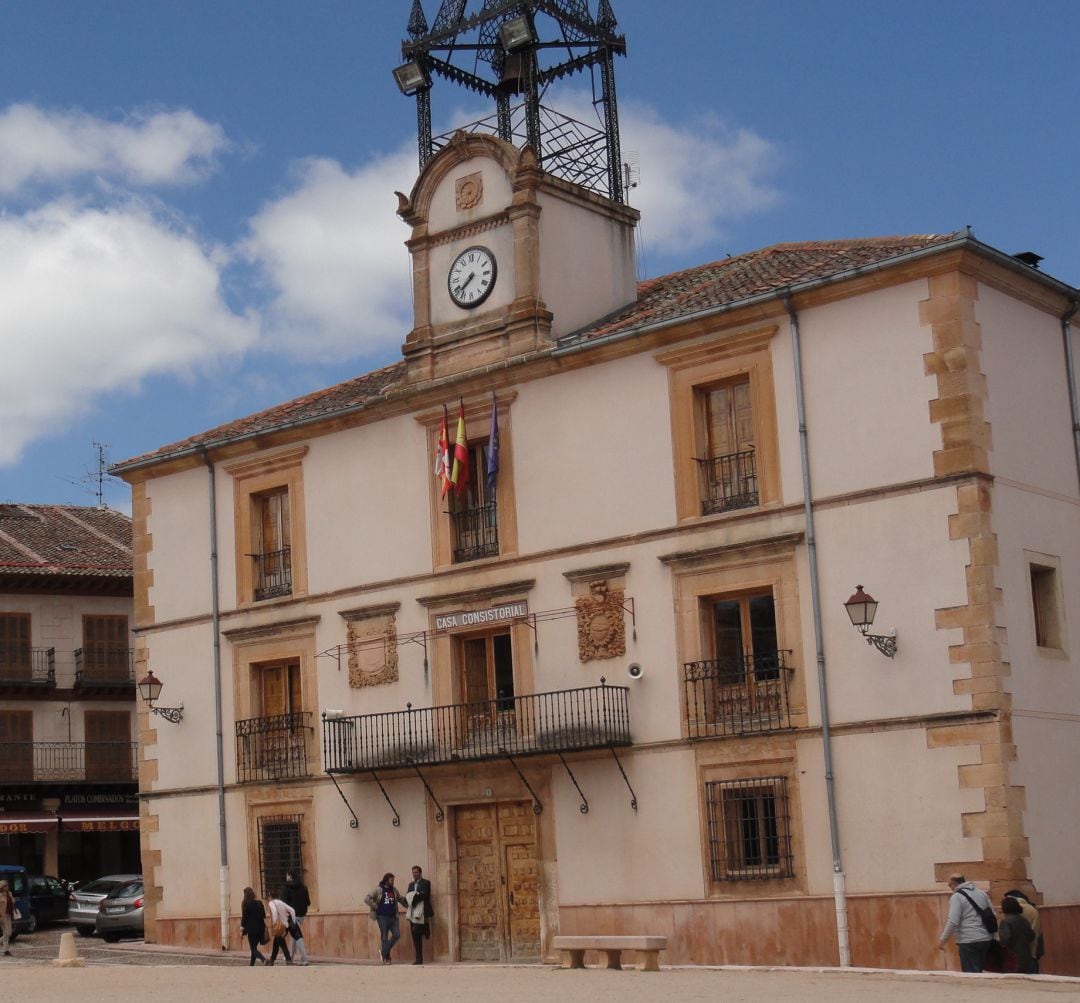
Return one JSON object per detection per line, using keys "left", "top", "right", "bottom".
{"left": 406, "top": 865, "right": 434, "bottom": 965}
{"left": 281, "top": 871, "right": 312, "bottom": 965}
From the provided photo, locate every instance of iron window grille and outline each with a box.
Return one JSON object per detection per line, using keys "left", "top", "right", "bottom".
{"left": 449, "top": 501, "right": 499, "bottom": 563}
{"left": 257, "top": 814, "right": 303, "bottom": 902}
{"left": 696, "top": 448, "right": 758, "bottom": 514}
{"left": 705, "top": 777, "right": 793, "bottom": 882}
{"left": 683, "top": 651, "right": 793, "bottom": 738}
{"left": 252, "top": 546, "right": 292, "bottom": 601}
{"left": 235, "top": 712, "right": 313, "bottom": 783}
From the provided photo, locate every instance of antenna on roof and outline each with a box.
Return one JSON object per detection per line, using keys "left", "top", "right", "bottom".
{"left": 58, "top": 442, "right": 120, "bottom": 509}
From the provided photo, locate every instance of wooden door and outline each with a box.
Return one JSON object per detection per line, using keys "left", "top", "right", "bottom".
{"left": 455, "top": 801, "right": 540, "bottom": 962}
{"left": 85, "top": 711, "right": 131, "bottom": 781}
{"left": 83, "top": 614, "right": 129, "bottom": 681}
{"left": 0, "top": 613, "right": 31, "bottom": 680}
{"left": 0, "top": 710, "right": 32, "bottom": 780}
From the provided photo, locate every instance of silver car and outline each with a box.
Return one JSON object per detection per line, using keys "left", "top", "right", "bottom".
{"left": 68, "top": 874, "right": 140, "bottom": 937}
{"left": 95, "top": 878, "right": 144, "bottom": 942}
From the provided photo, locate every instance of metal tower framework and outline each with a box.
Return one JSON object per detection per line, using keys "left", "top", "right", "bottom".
{"left": 397, "top": 1, "right": 627, "bottom": 202}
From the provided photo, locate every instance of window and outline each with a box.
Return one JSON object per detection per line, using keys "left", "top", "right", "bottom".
{"left": 697, "top": 378, "right": 757, "bottom": 513}
{"left": 0, "top": 709, "right": 32, "bottom": 781}
{"left": 253, "top": 487, "right": 292, "bottom": 600}
{"left": 1028, "top": 554, "right": 1065, "bottom": 650}
{"left": 0, "top": 613, "right": 31, "bottom": 681}
{"left": 685, "top": 593, "right": 792, "bottom": 737}
{"left": 79, "top": 615, "right": 131, "bottom": 684}
{"left": 225, "top": 446, "right": 308, "bottom": 607}
{"left": 449, "top": 441, "right": 499, "bottom": 563}
{"left": 657, "top": 326, "right": 780, "bottom": 522}
{"left": 705, "top": 777, "right": 793, "bottom": 881}
{"left": 257, "top": 814, "right": 303, "bottom": 901}
{"left": 84, "top": 710, "right": 133, "bottom": 781}
{"left": 459, "top": 630, "right": 516, "bottom": 738}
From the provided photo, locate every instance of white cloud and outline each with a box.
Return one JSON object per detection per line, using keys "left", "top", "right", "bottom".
{"left": 242, "top": 150, "right": 416, "bottom": 360}
{"left": 0, "top": 199, "right": 257, "bottom": 465}
{"left": 0, "top": 104, "right": 230, "bottom": 193}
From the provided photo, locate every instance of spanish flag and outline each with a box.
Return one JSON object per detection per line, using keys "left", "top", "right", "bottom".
{"left": 435, "top": 406, "right": 451, "bottom": 497}
{"left": 450, "top": 400, "right": 469, "bottom": 494}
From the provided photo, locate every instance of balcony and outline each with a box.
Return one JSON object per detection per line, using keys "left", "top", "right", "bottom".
{"left": 697, "top": 447, "right": 758, "bottom": 515}
{"left": 235, "top": 711, "right": 314, "bottom": 783}
{"left": 683, "top": 651, "right": 793, "bottom": 738}
{"left": 0, "top": 645, "right": 55, "bottom": 692}
{"left": 449, "top": 502, "right": 499, "bottom": 563}
{"left": 252, "top": 547, "right": 292, "bottom": 601}
{"left": 323, "top": 683, "right": 631, "bottom": 773}
{"left": 74, "top": 647, "right": 135, "bottom": 690}
{"left": 0, "top": 742, "right": 137, "bottom": 783}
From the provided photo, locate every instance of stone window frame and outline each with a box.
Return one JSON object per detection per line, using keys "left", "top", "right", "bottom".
{"left": 657, "top": 325, "right": 782, "bottom": 523}
{"left": 1025, "top": 549, "right": 1067, "bottom": 655}
{"left": 224, "top": 446, "right": 309, "bottom": 609}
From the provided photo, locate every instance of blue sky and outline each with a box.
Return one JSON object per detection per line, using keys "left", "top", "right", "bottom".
{"left": 1, "top": 1, "right": 1077, "bottom": 509}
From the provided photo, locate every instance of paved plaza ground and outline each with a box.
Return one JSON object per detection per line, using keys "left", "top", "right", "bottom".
{"left": 4, "top": 925, "right": 1078, "bottom": 1002}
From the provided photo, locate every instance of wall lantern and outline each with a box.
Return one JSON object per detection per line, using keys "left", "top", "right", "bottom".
{"left": 392, "top": 60, "right": 430, "bottom": 95}
{"left": 137, "top": 669, "right": 184, "bottom": 724}
{"left": 843, "top": 585, "right": 897, "bottom": 658}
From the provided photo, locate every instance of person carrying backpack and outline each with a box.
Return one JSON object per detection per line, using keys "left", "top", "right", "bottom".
{"left": 938, "top": 873, "right": 996, "bottom": 972}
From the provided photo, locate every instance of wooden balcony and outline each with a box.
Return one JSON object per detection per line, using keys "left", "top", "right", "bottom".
{"left": 322, "top": 683, "right": 631, "bottom": 773}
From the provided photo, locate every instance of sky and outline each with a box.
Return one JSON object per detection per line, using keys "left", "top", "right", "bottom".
{"left": 0, "top": 0, "right": 1077, "bottom": 511}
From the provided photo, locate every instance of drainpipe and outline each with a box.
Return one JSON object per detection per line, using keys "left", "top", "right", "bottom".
{"left": 1062, "top": 300, "right": 1080, "bottom": 493}
{"left": 784, "top": 294, "right": 850, "bottom": 967}
{"left": 202, "top": 448, "right": 230, "bottom": 950}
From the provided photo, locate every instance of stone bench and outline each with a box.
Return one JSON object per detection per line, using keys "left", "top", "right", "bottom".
{"left": 552, "top": 935, "right": 668, "bottom": 972}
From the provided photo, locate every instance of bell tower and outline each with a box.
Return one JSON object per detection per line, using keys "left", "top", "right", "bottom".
{"left": 393, "top": 1, "right": 639, "bottom": 383}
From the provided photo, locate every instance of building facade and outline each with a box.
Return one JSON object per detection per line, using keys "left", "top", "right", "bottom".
{"left": 114, "top": 132, "right": 1080, "bottom": 972}
{"left": 0, "top": 504, "right": 139, "bottom": 886}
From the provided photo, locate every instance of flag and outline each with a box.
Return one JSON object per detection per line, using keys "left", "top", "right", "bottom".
{"left": 486, "top": 394, "right": 500, "bottom": 492}
{"left": 435, "top": 406, "right": 451, "bottom": 497}
{"left": 450, "top": 400, "right": 469, "bottom": 494}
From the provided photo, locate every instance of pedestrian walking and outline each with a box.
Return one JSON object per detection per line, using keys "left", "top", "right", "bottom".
{"left": 937, "top": 873, "right": 995, "bottom": 972}
{"left": 1004, "top": 889, "right": 1044, "bottom": 972}
{"left": 999, "top": 896, "right": 1036, "bottom": 974}
{"left": 267, "top": 892, "right": 297, "bottom": 966}
{"left": 365, "top": 872, "right": 402, "bottom": 963}
{"left": 281, "top": 871, "right": 311, "bottom": 966}
{"left": 405, "top": 864, "right": 434, "bottom": 965}
{"left": 0, "top": 880, "right": 16, "bottom": 956}
{"left": 240, "top": 887, "right": 268, "bottom": 966}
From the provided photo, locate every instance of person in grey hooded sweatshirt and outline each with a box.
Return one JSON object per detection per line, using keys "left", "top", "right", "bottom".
{"left": 938, "top": 873, "right": 994, "bottom": 972}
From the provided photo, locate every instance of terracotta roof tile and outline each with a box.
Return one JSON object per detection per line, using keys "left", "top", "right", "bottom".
{"left": 115, "top": 234, "right": 965, "bottom": 469}
{"left": 0, "top": 504, "right": 132, "bottom": 579}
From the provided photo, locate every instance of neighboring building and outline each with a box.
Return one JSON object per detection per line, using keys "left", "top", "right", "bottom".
{"left": 111, "top": 1, "right": 1080, "bottom": 974}
{"left": 0, "top": 504, "right": 138, "bottom": 884}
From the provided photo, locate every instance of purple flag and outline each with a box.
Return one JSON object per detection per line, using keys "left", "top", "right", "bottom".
{"left": 486, "top": 395, "right": 500, "bottom": 491}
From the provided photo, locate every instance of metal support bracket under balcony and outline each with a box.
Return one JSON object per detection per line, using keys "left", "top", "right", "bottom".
{"left": 371, "top": 770, "right": 401, "bottom": 827}
{"left": 327, "top": 771, "right": 359, "bottom": 829}
{"left": 411, "top": 764, "right": 444, "bottom": 822}
{"left": 501, "top": 750, "right": 543, "bottom": 815}
{"left": 609, "top": 746, "right": 638, "bottom": 812}
{"left": 557, "top": 752, "right": 588, "bottom": 814}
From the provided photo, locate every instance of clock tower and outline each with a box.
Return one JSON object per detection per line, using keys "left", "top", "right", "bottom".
{"left": 393, "top": 1, "right": 639, "bottom": 383}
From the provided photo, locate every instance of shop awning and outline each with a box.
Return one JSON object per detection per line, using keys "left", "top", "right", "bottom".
{"left": 0, "top": 811, "right": 59, "bottom": 834}
{"left": 60, "top": 808, "right": 139, "bottom": 833}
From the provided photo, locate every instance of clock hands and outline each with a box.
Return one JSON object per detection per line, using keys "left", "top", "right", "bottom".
{"left": 459, "top": 271, "right": 476, "bottom": 291}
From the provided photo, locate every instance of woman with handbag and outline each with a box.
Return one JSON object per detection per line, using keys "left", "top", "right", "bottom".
{"left": 267, "top": 892, "right": 297, "bottom": 966}
{"left": 240, "top": 887, "right": 269, "bottom": 966}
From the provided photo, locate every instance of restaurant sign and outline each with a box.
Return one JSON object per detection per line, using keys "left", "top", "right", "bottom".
{"left": 435, "top": 601, "right": 528, "bottom": 632}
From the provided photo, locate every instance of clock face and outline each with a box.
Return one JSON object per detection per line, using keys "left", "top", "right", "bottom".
{"left": 448, "top": 245, "right": 497, "bottom": 309}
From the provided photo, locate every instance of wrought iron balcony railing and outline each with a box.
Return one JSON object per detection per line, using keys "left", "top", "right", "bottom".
{"left": 74, "top": 648, "right": 135, "bottom": 688}
{"left": 323, "top": 683, "right": 630, "bottom": 773}
{"left": 449, "top": 501, "right": 499, "bottom": 563}
{"left": 0, "top": 742, "right": 137, "bottom": 783}
{"left": 252, "top": 547, "right": 292, "bottom": 601}
{"left": 235, "top": 712, "right": 314, "bottom": 783}
{"left": 0, "top": 645, "right": 55, "bottom": 687}
{"left": 684, "top": 651, "right": 793, "bottom": 738}
{"left": 696, "top": 447, "right": 758, "bottom": 515}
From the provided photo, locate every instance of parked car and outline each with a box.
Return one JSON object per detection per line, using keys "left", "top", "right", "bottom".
{"left": 27, "top": 874, "right": 69, "bottom": 927}
{"left": 68, "top": 874, "right": 140, "bottom": 937}
{"left": 95, "top": 878, "right": 144, "bottom": 942}
{"left": 0, "top": 865, "right": 31, "bottom": 939}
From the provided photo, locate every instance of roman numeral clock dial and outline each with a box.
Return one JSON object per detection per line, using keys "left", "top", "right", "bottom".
{"left": 448, "top": 245, "right": 497, "bottom": 309}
